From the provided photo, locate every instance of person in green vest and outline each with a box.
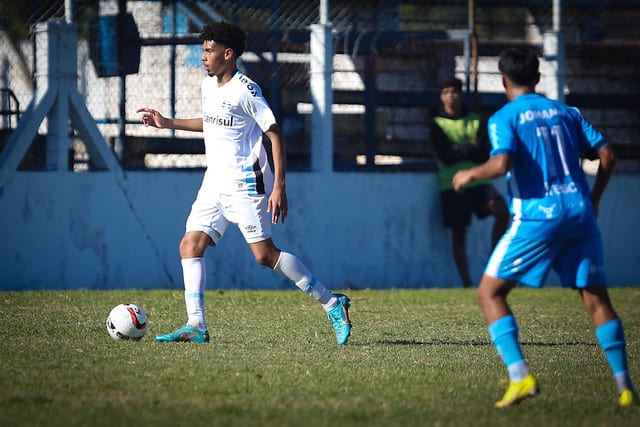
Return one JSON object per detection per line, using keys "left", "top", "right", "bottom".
{"left": 430, "top": 76, "right": 510, "bottom": 287}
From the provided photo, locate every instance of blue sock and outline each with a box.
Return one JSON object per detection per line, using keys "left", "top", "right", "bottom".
{"left": 488, "top": 315, "right": 527, "bottom": 380}
{"left": 595, "top": 318, "right": 631, "bottom": 393}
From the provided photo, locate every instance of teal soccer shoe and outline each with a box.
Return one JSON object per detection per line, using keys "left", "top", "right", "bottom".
{"left": 155, "top": 324, "right": 210, "bottom": 343}
{"left": 327, "top": 294, "right": 352, "bottom": 345}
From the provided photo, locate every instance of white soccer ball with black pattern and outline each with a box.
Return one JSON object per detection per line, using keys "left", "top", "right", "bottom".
{"left": 106, "top": 303, "right": 148, "bottom": 341}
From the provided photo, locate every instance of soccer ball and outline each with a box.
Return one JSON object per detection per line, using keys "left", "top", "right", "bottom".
{"left": 106, "top": 303, "right": 148, "bottom": 341}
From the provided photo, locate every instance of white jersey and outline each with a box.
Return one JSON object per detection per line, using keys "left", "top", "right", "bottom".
{"left": 201, "top": 71, "right": 276, "bottom": 195}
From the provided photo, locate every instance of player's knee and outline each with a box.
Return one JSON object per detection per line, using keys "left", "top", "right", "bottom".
{"left": 179, "top": 233, "right": 209, "bottom": 258}
{"left": 476, "top": 279, "right": 509, "bottom": 306}
{"left": 179, "top": 237, "right": 189, "bottom": 254}
{"left": 179, "top": 241, "right": 196, "bottom": 258}
{"left": 253, "top": 251, "right": 277, "bottom": 268}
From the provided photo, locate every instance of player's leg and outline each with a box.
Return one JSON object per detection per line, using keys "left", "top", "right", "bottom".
{"left": 248, "top": 239, "right": 351, "bottom": 345}
{"left": 155, "top": 231, "right": 214, "bottom": 343}
{"left": 559, "top": 233, "right": 636, "bottom": 406}
{"left": 249, "top": 239, "right": 334, "bottom": 308}
{"left": 249, "top": 239, "right": 334, "bottom": 306}
{"left": 478, "top": 274, "right": 537, "bottom": 407}
{"left": 580, "top": 286, "right": 636, "bottom": 405}
{"left": 179, "top": 230, "right": 213, "bottom": 330}
{"left": 452, "top": 225, "right": 473, "bottom": 287}
{"left": 441, "top": 189, "right": 473, "bottom": 287}
{"left": 480, "top": 234, "right": 554, "bottom": 407}
{"left": 236, "top": 193, "right": 351, "bottom": 345}
{"left": 156, "top": 193, "right": 226, "bottom": 343}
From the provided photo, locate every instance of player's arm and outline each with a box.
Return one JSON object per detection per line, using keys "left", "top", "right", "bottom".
{"left": 265, "top": 124, "right": 288, "bottom": 224}
{"left": 136, "top": 108, "right": 203, "bottom": 132}
{"left": 452, "top": 153, "right": 512, "bottom": 192}
{"left": 590, "top": 143, "right": 616, "bottom": 217}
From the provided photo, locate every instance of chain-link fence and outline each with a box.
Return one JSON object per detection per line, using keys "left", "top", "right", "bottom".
{"left": 2, "top": 0, "right": 640, "bottom": 171}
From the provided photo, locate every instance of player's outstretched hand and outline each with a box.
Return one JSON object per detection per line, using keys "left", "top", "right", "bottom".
{"left": 136, "top": 108, "right": 167, "bottom": 129}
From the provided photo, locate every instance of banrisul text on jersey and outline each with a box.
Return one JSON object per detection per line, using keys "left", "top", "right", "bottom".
{"left": 203, "top": 114, "right": 234, "bottom": 126}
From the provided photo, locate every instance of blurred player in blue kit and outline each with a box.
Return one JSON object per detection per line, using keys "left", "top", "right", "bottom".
{"left": 453, "top": 47, "right": 636, "bottom": 407}
{"left": 137, "top": 22, "right": 351, "bottom": 345}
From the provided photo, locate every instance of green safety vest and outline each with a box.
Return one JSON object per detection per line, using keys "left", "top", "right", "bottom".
{"left": 432, "top": 113, "right": 488, "bottom": 191}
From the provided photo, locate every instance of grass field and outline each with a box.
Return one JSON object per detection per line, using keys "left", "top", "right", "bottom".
{"left": 1, "top": 287, "right": 639, "bottom": 427}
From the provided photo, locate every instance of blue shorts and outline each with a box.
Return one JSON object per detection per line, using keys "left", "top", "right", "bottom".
{"left": 484, "top": 229, "right": 606, "bottom": 288}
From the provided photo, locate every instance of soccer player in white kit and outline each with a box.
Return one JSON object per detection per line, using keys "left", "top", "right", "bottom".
{"left": 136, "top": 22, "right": 351, "bottom": 345}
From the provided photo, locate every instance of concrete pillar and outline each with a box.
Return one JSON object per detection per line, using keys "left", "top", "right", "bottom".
{"left": 309, "top": 19, "right": 333, "bottom": 173}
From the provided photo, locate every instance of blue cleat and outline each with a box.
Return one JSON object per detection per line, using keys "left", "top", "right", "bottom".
{"left": 155, "top": 324, "right": 210, "bottom": 343}
{"left": 327, "top": 294, "right": 352, "bottom": 345}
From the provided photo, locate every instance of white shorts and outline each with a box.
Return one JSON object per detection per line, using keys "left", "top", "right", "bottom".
{"left": 185, "top": 189, "right": 272, "bottom": 245}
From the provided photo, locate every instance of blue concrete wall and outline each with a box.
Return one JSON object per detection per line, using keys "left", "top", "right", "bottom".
{"left": 0, "top": 170, "right": 638, "bottom": 290}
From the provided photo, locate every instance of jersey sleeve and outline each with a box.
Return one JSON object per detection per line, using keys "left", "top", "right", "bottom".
{"left": 239, "top": 82, "right": 277, "bottom": 132}
{"left": 569, "top": 106, "right": 606, "bottom": 153}
{"left": 488, "top": 112, "right": 517, "bottom": 157}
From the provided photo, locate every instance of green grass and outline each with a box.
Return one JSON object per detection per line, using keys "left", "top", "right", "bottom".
{"left": 1, "top": 288, "right": 639, "bottom": 427}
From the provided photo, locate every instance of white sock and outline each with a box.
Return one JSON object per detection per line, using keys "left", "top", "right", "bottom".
{"left": 507, "top": 360, "right": 530, "bottom": 381}
{"left": 614, "top": 372, "right": 633, "bottom": 393}
{"left": 273, "top": 251, "right": 337, "bottom": 310}
{"left": 182, "top": 257, "right": 207, "bottom": 330}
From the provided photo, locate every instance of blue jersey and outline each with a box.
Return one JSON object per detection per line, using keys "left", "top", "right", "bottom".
{"left": 488, "top": 94, "right": 606, "bottom": 239}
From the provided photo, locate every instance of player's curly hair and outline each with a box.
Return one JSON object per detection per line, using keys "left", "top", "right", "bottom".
{"left": 199, "top": 22, "right": 245, "bottom": 57}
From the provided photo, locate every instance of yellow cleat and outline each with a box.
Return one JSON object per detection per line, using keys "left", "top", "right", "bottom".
{"left": 495, "top": 373, "right": 539, "bottom": 408}
{"left": 618, "top": 389, "right": 637, "bottom": 407}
